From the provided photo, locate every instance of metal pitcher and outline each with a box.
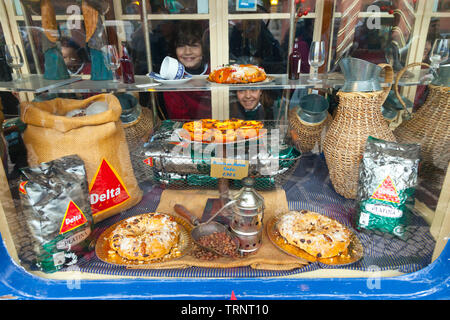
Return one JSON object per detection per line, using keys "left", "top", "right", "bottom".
{"left": 339, "top": 57, "right": 384, "bottom": 92}
{"left": 382, "top": 91, "right": 412, "bottom": 121}
{"left": 432, "top": 63, "right": 450, "bottom": 87}
{"left": 297, "top": 94, "right": 329, "bottom": 124}
{"left": 118, "top": 93, "right": 153, "bottom": 151}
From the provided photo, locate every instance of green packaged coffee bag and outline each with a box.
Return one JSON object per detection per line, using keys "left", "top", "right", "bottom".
{"left": 356, "top": 137, "right": 420, "bottom": 238}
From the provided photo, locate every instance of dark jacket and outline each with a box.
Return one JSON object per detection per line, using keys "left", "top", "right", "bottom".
{"left": 229, "top": 102, "right": 268, "bottom": 121}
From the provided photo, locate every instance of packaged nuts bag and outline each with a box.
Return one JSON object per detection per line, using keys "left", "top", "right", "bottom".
{"left": 19, "top": 155, "right": 93, "bottom": 273}
{"left": 356, "top": 136, "right": 421, "bottom": 238}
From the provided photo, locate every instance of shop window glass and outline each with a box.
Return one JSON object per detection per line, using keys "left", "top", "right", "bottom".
{"left": 129, "top": 19, "right": 210, "bottom": 75}
{"left": 329, "top": 16, "right": 418, "bottom": 69}
{"left": 122, "top": 0, "right": 208, "bottom": 14}
{"left": 1, "top": 0, "right": 449, "bottom": 284}
{"left": 228, "top": 88, "right": 284, "bottom": 121}
{"left": 288, "top": 18, "right": 314, "bottom": 71}
{"left": 130, "top": 19, "right": 211, "bottom": 119}
{"left": 19, "top": 18, "right": 91, "bottom": 76}
{"left": 425, "top": 17, "right": 450, "bottom": 54}
{"left": 229, "top": 0, "right": 315, "bottom": 14}
{"left": 14, "top": 0, "right": 114, "bottom": 16}
{"left": 433, "top": 0, "right": 450, "bottom": 12}
{"left": 334, "top": 0, "right": 419, "bottom": 13}
{"left": 229, "top": 19, "right": 286, "bottom": 74}
{"left": 16, "top": 21, "right": 39, "bottom": 74}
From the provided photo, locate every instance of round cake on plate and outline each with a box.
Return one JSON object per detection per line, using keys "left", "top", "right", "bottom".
{"left": 277, "top": 210, "right": 352, "bottom": 259}
{"left": 109, "top": 213, "right": 180, "bottom": 261}
{"left": 208, "top": 64, "right": 267, "bottom": 84}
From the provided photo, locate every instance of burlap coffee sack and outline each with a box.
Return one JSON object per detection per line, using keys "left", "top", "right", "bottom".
{"left": 20, "top": 94, "right": 142, "bottom": 223}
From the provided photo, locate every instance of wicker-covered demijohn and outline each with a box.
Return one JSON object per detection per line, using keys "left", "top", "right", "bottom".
{"left": 323, "top": 63, "right": 396, "bottom": 199}
{"left": 393, "top": 62, "right": 450, "bottom": 186}
{"left": 288, "top": 107, "right": 330, "bottom": 153}
{"left": 123, "top": 106, "right": 154, "bottom": 151}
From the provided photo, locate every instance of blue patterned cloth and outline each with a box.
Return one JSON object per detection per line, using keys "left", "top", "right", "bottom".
{"left": 76, "top": 154, "right": 435, "bottom": 277}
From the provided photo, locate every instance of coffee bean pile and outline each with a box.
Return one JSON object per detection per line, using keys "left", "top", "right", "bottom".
{"left": 190, "top": 231, "right": 240, "bottom": 260}
{"left": 190, "top": 245, "right": 220, "bottom": 260}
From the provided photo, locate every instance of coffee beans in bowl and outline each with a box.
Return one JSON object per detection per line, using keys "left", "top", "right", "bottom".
{"left": 191, "top": 231, "right": 240, "bottom": 260}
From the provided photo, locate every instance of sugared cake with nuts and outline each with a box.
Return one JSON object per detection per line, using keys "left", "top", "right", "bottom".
{"left": 109, "top": 213, "right": 180, "bottom": 261}
{"left": 276, "top": 210, "right": 352, "bottom": 259}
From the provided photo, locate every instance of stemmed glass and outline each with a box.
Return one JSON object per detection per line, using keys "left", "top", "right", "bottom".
{"left": 308, "top": 41, "right": 325, "bottom": 83}
{"left": 4, "top": 44, "right": 24, "bottom": 81}
{"left": 430, "top": 38, "right": 449, "bottom": 70}
{"left": 102, "top": 45, "right": 120, "bottom": 82}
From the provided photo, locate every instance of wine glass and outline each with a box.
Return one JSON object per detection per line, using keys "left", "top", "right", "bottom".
{"left": 4, "top": 44, "right": 24, "bottom": 81}
{"left": 308, "top": 41, "right": 325, "bottom": 83}
{"left": 102, "top": 45, "right": 120, "bottom": 82}
{"left": 430, "top": 38, "right": 449, "bottom": 70}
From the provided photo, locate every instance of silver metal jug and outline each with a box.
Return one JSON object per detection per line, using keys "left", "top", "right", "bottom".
{"left": 339, "top": 57, "right": 384, "bottom": 92}
{"left": 432, "top": 63, "right": 450, "bottom": 87}
{"left": 230, "top": 177, "right": 265, "bottom": 255}
{"left": 297, "top": 94, "right": 329, "bottom": 124}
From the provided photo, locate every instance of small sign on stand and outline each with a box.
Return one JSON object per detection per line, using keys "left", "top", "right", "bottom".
{"left": 210, "top": 157, "right": 249, "bottom": 180}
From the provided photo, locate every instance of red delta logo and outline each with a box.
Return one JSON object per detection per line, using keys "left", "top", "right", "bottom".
{"left": 19, "top": 181, "right": 28, "bottom": 195}
{"left": 371, "top": 175, "right": 400, "bottom": 203}
{"left": 89, "top": 158, "right": 130, "bottom": 216}
{"left": 143, "top": 157, "right": 153, "bottom": 167}
{"left": 59, "top": 201, "right": 88, "bottom": 234}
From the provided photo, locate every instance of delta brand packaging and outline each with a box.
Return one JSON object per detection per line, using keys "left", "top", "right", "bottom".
{"left": 19, "top": 155, "right": 93, "bottom": 273}
{"left": 356, "top": 136, "right": 421, "bottom": 238}
{"left": 20, "top": 94, "right": 143, "bottom": 223}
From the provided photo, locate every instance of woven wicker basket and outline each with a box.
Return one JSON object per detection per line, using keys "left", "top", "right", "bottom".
{"left": 323, "top": 63, "right": 396, "bottom": 199}
{"left": 288, "top": 107, "right": 330, "bottom": 153}
{"left": 393, "top": 62, "right": 450, "bottom": 182}
{"left": 123, "top": 106, "right": 154, "bottom": 151}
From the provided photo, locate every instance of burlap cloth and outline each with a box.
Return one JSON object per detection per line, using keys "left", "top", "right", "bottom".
{"left": 127, "top": 188, "right": 309, "bottom": 271}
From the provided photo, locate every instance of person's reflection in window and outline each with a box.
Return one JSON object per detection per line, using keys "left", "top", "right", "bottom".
{"left": 60, "top": 37, "right": 91, "bottom": 75}
{"left": 229, "top": 19, "right": 284, "bottom": 74}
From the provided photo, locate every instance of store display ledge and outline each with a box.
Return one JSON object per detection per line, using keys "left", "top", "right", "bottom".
{"left": 35, "top": 153, "right": 433, "bottom": 279}
{"left": 0, "top": 74, "right": 81, "bottom": 93}
{"left": 0, "top": 68, "right": 430, "bottom": 94}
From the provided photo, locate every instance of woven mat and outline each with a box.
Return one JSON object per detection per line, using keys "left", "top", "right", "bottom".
{"left": 76, "top": 185, "right": 310, "bottom": 277}
{"left": 148, "top": 188, "right": 308, "bottom": 270}
{"left": 74, "top": 154, "right": 435, "bottom": 277}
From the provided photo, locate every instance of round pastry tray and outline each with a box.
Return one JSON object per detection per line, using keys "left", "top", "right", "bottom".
{"left": 95, "top": 212, "right": 193, "bottom": 267}
{"left": 176, "top": 128, "right": 268, "bottom": 146}
{"left": 266, "top": 212, "right": 364, "bottom": 266}
{"left": 206, "top": 75, "right": 275, "bottom": 86}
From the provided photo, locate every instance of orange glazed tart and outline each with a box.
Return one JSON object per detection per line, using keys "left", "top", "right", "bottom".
{"left": 208, "top": 64, "right": 267, "bottom": 84}
{"left": 181, "top": 118, "right": 264, "bottom": 143}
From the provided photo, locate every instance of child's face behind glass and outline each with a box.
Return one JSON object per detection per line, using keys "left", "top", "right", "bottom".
{"left": 176, "top": 42, "right": 203, "bottom": 69}
{"left": 237, "top": 89, "right": 262, "bottom": 111}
